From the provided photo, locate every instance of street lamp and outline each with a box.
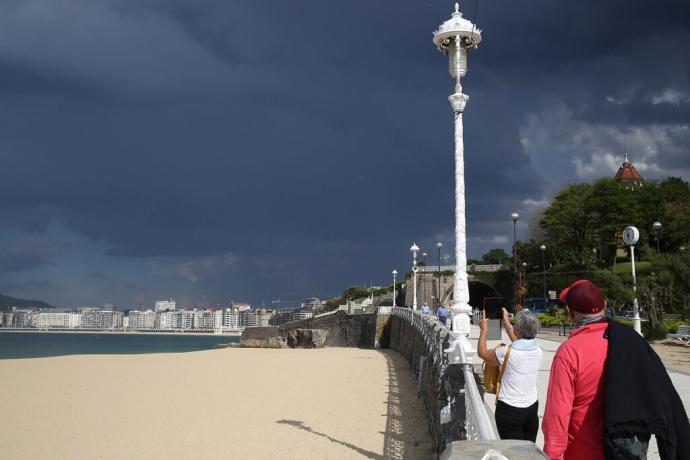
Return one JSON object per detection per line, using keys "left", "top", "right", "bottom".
{"left": 511, "top": 212, "right": 520, "bottom": 308}
{"left": 437, "top": 242, "right": 443, "bottom": 307}
{"left": 623, "top": 226, "right": 642, "bottom": 335}
{"left": 410, "top": 242, "right": 420, "bottom": 310}
{"left": 653, "top": 221, "right": 662, "bottom": 254}
{"left": 392, "top": 270, "right": 398, "bottom": 308}
{"left": 433, "top": 3, "right": 481, "bottom": 338}
{"left": 521, "top": 262, "right": 528, "bottom": 308}
{"left": 540, "top": 244, "right": 547, "bottom": 309}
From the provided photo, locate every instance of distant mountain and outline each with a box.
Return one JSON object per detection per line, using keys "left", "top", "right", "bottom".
{"left": 0, "top": 293, "right": 53, "bottom": 310}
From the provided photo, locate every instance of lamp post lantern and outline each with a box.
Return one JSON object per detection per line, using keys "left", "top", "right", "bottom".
{"left": 436, "top": 242, "right": 443, "bottom": 307}
{"left": 623, "top": 226, "right": 643, "bottom": 335}
{"left": 433, "top": 2, "right": 481, "bottom": 337}
{"left": 410, "top": 243, "right": 420, "bottom": 310}
{"left": 653, "top": 221, "right": 662, "bottom": 254}
{"left": 540, "top": 244, "right": 547, "bottom": 309}
{"left": 392, "top": 270, "right": 398, "bottom": 308}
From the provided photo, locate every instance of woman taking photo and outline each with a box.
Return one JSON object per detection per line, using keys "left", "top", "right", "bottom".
{"left": 478, "top": 308, "right": 543, "bottom": 442}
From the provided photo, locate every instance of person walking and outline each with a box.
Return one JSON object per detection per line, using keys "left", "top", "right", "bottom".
{"left": 542, "top": 279, "right": 610, "bottom": 459}
{"left": 478, "top": 307, "right": 543, "bottom": 442}
{"left": 543, "top": 279, "right": 690, "bottom": 460}
{"left": 436, "top": 304, "right": 448, "bottom": 325}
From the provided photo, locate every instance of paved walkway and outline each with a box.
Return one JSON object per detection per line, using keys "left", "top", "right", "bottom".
{"left": 468, "top": 325, "right": 690, "bottom": 459}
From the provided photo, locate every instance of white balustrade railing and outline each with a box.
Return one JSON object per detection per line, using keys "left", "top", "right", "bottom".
{"left": 415, "top": 264, "right": 504, "bottom": 273}
{"left": 390, "top": 307, "right": 499, "bottom": 443}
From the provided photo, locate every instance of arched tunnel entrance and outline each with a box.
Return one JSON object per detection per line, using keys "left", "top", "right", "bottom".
{"left": 443, "top": 279, "right": 504, "bottom": 319}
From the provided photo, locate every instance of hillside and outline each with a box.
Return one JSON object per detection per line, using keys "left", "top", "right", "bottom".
{"left": 0, "top": 293, "right": 53, "bottom": 310}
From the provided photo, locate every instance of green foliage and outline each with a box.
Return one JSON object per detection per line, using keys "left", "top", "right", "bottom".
{"left": 536, "top": 313, "right": 569, "bottom": 327}
{"left": 341, "top": 286, "right": 370, "bottom": 301}
{"left": 514, "top": 176, "right": 690, "bottom": 316}
{"left": 481, "top": 248, "right": 511, "bottom": 265}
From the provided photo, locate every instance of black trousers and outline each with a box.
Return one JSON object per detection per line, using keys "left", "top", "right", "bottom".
{"left": 495, "top": 399, "right": 539, "bottom": 442}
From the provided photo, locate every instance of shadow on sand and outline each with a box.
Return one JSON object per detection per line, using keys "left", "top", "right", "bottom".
{"left": 276, "top": 419, "right": 383, "bottom": 459}
{"left": 275, "top": 349, "right": 432, "bottom": 459}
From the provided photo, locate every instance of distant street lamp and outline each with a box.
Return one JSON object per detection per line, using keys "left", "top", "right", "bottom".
{"left": 521, "top": 262, "right": 528, "bottom": 308}
{"left": 540, "top": 244, "right": 547, "bottom": 309}
{"left": 653, "top": 221, "right": 662, "bottom": 254}
{"left": 511, "top": 212, "right": 520, "bottom": 308}
{"left": 392, "top": 270, "right": 398, "bottom": 308}
{"left": 410, "top": 242, "right": 420, "bottom": 310}
{"left": 422, "top": 252, "right": 428, "bottom": 265}
{"left": 437, "top": 242, "right": 443, "bottom": 307}
{"left": 623, "top": 226, "right": 643, "bottom": 335}
{"left": 433, "top": 2, "right": 482, "bottom": 338}
{"left": 511, "top": 213, "right": 519, "bottom": 274}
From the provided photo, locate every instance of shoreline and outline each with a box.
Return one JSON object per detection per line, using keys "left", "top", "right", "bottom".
{"left": 0, "top": 329, "right": 242, "bottom": 337}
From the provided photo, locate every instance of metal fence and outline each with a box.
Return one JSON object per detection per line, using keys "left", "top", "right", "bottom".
{"left": 388, "top": 307, "right": 498, "bottom": 451}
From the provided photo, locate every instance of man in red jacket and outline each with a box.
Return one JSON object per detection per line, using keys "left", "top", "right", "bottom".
{"left": 543, "top": 280, "right": 608, "bottom": 460}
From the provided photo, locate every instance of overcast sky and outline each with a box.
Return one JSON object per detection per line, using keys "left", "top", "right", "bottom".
{"left": 1, "top": 0, "right": 689, "bottom": 308}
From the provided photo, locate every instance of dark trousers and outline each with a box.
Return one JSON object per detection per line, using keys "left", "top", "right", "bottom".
{"left": 495, "top": 400, "right": 539, "bottom": 442}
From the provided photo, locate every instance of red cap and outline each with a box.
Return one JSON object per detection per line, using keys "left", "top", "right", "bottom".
{"left": 559, "top": 279, "right": 605, "bottom": 314}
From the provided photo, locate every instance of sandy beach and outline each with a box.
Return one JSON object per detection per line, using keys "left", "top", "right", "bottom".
{"left": 0, "top": 348, "right": 433, "bottom": 460}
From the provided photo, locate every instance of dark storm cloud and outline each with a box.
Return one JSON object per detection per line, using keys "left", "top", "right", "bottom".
{"left": 0, "top": 0, "right": 689, "bottom": 305}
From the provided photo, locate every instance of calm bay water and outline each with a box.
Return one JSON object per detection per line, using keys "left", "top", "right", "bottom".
{"left": 0, "top": 332, "right": 240, "bottom": 359}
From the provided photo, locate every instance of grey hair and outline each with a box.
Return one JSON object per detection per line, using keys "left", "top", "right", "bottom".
{"left": 514, "top": 311, "right": 540, "bottom": 339}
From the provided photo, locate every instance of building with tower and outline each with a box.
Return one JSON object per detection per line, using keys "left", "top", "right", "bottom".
{"left": 614, "top": 153, "right": 644, "bottom": 186}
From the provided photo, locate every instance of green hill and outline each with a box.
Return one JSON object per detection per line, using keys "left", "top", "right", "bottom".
{"left": 0, "top": 293, "right": 53, "bottom": 310}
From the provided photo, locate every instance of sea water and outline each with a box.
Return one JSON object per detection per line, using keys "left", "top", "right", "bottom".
{"left": 0, "top": 332, "right": 240, "bottom": 359}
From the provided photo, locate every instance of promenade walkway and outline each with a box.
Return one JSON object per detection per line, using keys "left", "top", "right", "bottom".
{"left": 470, "top": 324, "right": 690, "bottom": 460}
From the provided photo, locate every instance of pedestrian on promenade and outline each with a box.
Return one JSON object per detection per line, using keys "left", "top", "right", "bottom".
{"left": 478, "top": 308, "right": 543, "bottom": 442}
{"left": 420, "top": 303, "right": 431, "bottom": 314}
{"left": 436, "top": 304, "right": 448, "bottom": 325}
{"left": 543, "top": 279, "right": 690, "bottom": 460}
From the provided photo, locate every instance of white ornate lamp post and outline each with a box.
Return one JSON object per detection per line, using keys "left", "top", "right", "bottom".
{"left": 436, "top": 242, "right": 443, "bottom": 307}
{"left": 433, "top": 3, "right": 481, "bottom": 338}
{"left": 410, "top": 243, "right": 420, "bottom": 310}
{"left": 623, "top": 226, "right": 643, "bottom": 335}
{"left": 540, "top": 244, "right": 547, "bottom": 308}
{"left": 653, "top": 221, "right": 662, "bottom": 254}
{"left": 392, "top": 270, "right": 398, "bottom": 308}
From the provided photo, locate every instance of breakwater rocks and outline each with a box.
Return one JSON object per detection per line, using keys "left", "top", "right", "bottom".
{"left": 239, "top": 311, "right": 383, "bottom": 348}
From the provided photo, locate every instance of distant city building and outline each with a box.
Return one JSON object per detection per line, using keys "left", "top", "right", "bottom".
{"left": 33, "top": 312, "right": 81, "bottom": 328}
{"left": 231, "top": 302, "right": 252, "bottom": 312}
{"left": 80, "top": 311, "right": 123, "bottom": 328}
{"left": 255, "top": 308, "right": 273, "bottom": 327}
{"left": 155, "top": 299, "right": 176, "bottom": 312}
{"left": 239, "top": 309, "right": 257, "bottom": 328}
{"left": 128, "top": 310, "right": 156, "bottom": 329}
{"left": 222, "top": 309, "right": 240, "bottom": 330}
{"left": 303, "top": 298, "right": 323, "bottom": 310}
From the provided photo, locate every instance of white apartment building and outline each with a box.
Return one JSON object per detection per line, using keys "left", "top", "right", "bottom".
{"left": 33, "top": 312, "right": 81, "bottom": 328}
{"left": 80, "top": 311, "right": 123, "bottom": 328}
{"left": 128, "top": 310, "right": 156, "bottom": 329}
{"left": 239, "top": 310, "right": 257, "bottom": 328}
{"left": 155, "top": 310, "right": 175, "bottom": 329}
{"left": 193, "top": 310, "right": 216, "bottom": 329}
{"left": 154, "top": 299, "right": 176, "bottom": 312}
{"left": 222, "top": 309, "right": 240, "bottom": 330}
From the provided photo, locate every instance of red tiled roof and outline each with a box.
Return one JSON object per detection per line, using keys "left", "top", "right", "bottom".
{"left": 614, "top": 160, "right": 644, "bottom": 182}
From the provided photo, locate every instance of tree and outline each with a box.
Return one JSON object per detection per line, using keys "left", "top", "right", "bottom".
{"left": 480, "top": 248, "right": 511, "bottom": 265}
{"left": 540, "top": 183, "right": 594, "bottom": 265}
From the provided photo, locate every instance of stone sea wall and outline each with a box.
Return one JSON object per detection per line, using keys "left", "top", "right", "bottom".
{"left": 239, "top": 311, "right": 379, "bottom": 348}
